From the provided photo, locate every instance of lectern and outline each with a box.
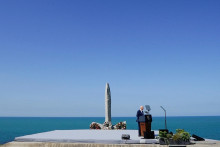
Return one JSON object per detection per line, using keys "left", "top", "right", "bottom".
{"left": 138, "top": 105, "right": 155, "bottom": 139}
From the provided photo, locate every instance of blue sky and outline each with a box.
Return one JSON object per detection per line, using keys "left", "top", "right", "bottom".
{"left": 0, "top": 0, "right": 219, "bottom": 117}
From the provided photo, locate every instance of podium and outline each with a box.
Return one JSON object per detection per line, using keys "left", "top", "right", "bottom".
{"left": 138, "top": 114, "right": 155, "bottom": 139}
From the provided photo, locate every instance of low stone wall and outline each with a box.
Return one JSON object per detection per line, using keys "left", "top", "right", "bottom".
{"left": 2, "top": 142, "right": 161, "bottom": 147}
{"left": 2, "top": 141, "right": 220, "bottom": 147}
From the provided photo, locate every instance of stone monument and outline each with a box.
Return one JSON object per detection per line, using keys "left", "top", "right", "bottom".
{"left": 105, "top": 83, "right": 111, "bottom": 126}
{"left": 90, "top": 83, "right": 126, "bottom": 130}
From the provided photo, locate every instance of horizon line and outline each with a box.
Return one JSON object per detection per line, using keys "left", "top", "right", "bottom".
{"left": 0, "top": 115, "right": 219, "bottom": 117}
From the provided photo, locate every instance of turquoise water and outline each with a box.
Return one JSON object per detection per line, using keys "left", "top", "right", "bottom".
{"left": 0, "top": 116, "right": 219, "bottom": 144}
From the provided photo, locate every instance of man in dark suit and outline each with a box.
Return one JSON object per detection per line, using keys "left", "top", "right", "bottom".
{"left": 136, "top": 106, "right": 144, "bottom": 136}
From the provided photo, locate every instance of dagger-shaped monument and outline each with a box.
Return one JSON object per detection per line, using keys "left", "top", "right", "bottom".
{"left": 105, "top": 83, "right": 112, "bottom": 126}
{"left": 89, "top": 83, "right": 126, "bottom": 129}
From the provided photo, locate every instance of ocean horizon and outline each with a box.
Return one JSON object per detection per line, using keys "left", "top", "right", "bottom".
{"left": 0, "top": 116, "right": 220, "bottom": 144}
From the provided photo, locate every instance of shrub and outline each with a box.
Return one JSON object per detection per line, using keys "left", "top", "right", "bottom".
{"left": 159, "top": 129, "right": 191, "bottom": 145}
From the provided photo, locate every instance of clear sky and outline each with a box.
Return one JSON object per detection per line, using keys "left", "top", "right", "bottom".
{"left": 0, "top": 0, "right": 219, "bottom": 117}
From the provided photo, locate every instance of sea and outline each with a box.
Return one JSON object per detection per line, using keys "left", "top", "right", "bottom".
{"left": 0, "top": 116, "right": 219, "bottom": 144}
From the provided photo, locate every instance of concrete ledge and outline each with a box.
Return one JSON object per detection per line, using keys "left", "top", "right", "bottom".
{"left": 2, "top": 141, "right": 220, "bottom": 147}
{"left": 1, "top": 142, "right": 162, "bottom": 147}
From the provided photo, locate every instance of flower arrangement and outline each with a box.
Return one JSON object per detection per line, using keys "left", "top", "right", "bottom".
{"left": 89, "top": 121, "right": 126, "bottom": 130}
{"left": 90, "top": 122, "right": 101, "bottom": 129}
{"left": 114, "top": 121, "right": 126, "bottom": 130}
{"left": 103, "top": 121, "right": 110, "bottom": 127}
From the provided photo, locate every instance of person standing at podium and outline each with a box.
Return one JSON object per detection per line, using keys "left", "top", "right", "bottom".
{"left": 136, "top": 106, "right": 144, "bottom": 136}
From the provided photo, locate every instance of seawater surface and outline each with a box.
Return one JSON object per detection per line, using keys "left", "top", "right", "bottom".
{"left": 0, "top": 116, "right": 219, "bottom": 144}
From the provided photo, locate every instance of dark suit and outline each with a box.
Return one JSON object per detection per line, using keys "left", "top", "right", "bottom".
{"left": 136, "top": 110, "right": 144, "bottom": 136}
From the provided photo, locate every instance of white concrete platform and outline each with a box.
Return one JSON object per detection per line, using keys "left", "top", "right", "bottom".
{"left": 15, "top": 130, "right": 159, "bottom": 144}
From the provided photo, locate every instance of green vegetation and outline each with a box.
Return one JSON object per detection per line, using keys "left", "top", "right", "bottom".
{"left": 159, "top": 131, "right": 173, "bottom": 145}
{"left": 173, "top": 129, "right": 191, "bottom": 142}
{"left": 159, "top": 129, "right": 191, "bottom": 145}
